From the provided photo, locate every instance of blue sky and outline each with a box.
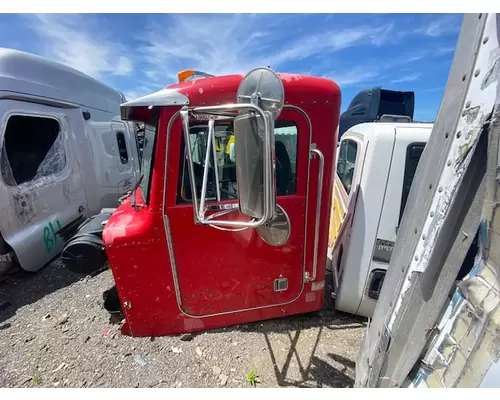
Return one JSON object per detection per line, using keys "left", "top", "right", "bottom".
{"left": 0, "top": 13, "right": 462, "bottom": 121}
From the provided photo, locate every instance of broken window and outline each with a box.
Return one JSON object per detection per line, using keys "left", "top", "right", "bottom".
{"left": 1, "top": 115, "right": 66, "bottom": 186}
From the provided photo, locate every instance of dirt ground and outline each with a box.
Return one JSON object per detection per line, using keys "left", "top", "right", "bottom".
{"left": 0, "top": 259, "right": 367, "bottom": 388}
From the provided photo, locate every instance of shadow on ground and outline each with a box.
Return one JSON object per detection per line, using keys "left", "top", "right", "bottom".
{"left": 1, "top": 265, "right": 367, "bottom": 388}
{"left": 0, "top": 259, "right": 103, "bottom": 326}
{"left": 201, "top": 308, "right": 367, "bottom": 388}
{"left": 264, "top": 312, "right": 364, "bottom": 387}
{"left": 105, "top": 283, "right": 367, "bottom": 388}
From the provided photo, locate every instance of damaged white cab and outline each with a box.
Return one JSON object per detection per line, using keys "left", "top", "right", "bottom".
{"left": 0, "top": 48, "right": 141, "bottom": 276}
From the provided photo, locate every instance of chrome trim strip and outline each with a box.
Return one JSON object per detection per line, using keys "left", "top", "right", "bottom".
{"left": 209, "top": 119, "right": 221, "bottom": 202}
{"left": 307, "top": 147, "right": 325, "bottom": 282}
{"left": 179, "top": 109, "right": 201, "bottom": 223}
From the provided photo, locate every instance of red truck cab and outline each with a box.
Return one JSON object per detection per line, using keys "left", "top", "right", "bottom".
{"left": 67, "top": 68, "right": 341, "bottom": 337}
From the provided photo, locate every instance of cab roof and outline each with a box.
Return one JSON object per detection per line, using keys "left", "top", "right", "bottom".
{"left": 169, "top": 73, "right": 340, "bottom": 108}
{"left": 0, "top": 47, "right": 126, "bottom": 113}
{"left": 120, "top": 72, "right": 341, "bottom": 121}
{"left": 341, "top": 121, "right": 434, "bottom": 143}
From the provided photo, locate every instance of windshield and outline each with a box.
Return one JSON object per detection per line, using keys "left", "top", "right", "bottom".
{"left": 139, "top": 115, "right": 159, "bottom": 202}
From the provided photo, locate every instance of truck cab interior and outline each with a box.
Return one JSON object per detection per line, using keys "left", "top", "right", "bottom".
{"left": 178, "top": 120, "right": 296, "bottom": 203}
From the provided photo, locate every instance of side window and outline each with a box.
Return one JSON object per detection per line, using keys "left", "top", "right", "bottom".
{"left": 1, "top": 115, "right": 66, "bottom": 186}
{"left": 275, "top": 123, "right": 298, "bottom": 196}
{"left": 177, "top": 120, "right": 298, "bottom": 204}
{"left": 399, "top": 143, "right": 426, "bottom": 223}
{"left": 116, "top": 132, "right": 129, "bottom": 164}
{"left": 139, "top": 119, "right": 159, "bottom": 203}
{"left": 337, "top": 139, "right": 358, "bottom": 194}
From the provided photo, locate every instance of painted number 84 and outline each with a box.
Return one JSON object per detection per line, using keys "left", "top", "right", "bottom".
{"left": 43, "top": 220, "right": 62, "bottom": 253}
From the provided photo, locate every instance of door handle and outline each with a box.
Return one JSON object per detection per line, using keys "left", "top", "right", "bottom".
{"left": 305, "top": 145, "right": 325, "bottom": 283}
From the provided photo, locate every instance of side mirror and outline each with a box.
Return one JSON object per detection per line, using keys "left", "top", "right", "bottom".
{"left": 233, "top": 67, "right": 283, "bottom": 221}
{"left": 180, "top": 67, "right": 284, "bottom": 230}
{"left": 233, "top": 111, "right": 276, "bottom": 219}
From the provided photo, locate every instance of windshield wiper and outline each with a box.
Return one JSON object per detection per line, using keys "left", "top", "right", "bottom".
{"left": 130, "top": 174, "right": 144, "bottom": 208}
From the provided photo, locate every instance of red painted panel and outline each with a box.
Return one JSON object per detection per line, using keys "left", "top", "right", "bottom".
{"left": 103, "top": 74, "right": 341, "bottom": 337}
{"left": 165, "top": 108, "right": 309, "bottom": 316}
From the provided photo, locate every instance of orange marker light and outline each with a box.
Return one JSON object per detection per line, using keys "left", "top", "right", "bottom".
{"left": 177, "top": 69, "right": 195, "bottom": 83}
{"left": 177, "top": 70, "right": 215, "bottom": 83}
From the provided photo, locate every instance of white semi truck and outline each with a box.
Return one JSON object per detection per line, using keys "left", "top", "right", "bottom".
{"left": 0, "top": 48, "right": 141, "bottom": 278}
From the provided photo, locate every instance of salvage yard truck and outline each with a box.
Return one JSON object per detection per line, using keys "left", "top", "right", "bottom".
{"left": 62, "top": 67, "right": 341, "bottom": 336}
{"left": 60, "top": 13, "right": 500, "bottom": 388}
{"left": 0, "top": 48, "right": 141, "bottom": 278}
{"left": 328, "top": 121, "right": 433, "bottom": 318}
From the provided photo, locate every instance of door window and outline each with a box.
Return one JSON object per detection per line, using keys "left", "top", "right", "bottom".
{"left": 139, "top": 118, "right": 159, "bottom": 204}
{"left": 1, "top": 115, "right": 66, "bottom": 186}
{"left": 101, "top": 131, "right": 130, "bottom": 165}
{"left": 116, "top": 132, "right": 129, "bottom": 164}
{"left": 337, "top": 139, "right": 358, "bottom": 194}
{"left": 177, "top": 120, "right": 298, "bottom": 204}
{"left": 399, "top": 142, "right": 426, "bottom": 223}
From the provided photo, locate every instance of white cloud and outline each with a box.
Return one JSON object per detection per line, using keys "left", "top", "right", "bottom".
{"left": 398, "top": 53, "right": 428, "bottom": 64}
{"left": 122, "top": 85, "right": 157, "bottom": 102}
{"left": 16, "top": 13, "right": 458, "bottom": 99}
{"left": 417, "top": 15, "right": 461, "bottom": 37}
{"left": 132, "top": 14, "right": 457, "bottom": 92}
{"left": 327, "top": 50, "right": 427, "bottom": 88}
{"left": 436, "top": 46, "right": 456, "bottom": 55}
{"left": 136, "top": 14, "right": 396, "bottom": 86}
{"left": 391, "top": 73, "right": 422, "bottom": 84}
{"left": 24, "top": 14, "right": 133, "bottom": 80}
{"left": 370, "top": 22, "right": 396, "bottom": 46}
{"left": 327, "top": 67, "right": 381, "bottom": 88}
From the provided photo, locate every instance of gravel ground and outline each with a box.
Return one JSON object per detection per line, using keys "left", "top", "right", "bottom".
{"left": 0, "top": 259, "right": 367, "bottom": 388}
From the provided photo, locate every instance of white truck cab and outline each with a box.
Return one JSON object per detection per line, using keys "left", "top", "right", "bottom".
{"left": 329, "top": 121, "right": 433, "bottom": 318}
{"left": 0, "top": 48, "right": 141, "bottom": 276}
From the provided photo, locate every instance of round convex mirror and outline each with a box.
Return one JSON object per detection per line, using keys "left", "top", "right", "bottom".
{"left": 256, "top": 204, "right": 291, "bottom": 246}
{"left": 236, "top": 67, "right": 285, "bottom": 120}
